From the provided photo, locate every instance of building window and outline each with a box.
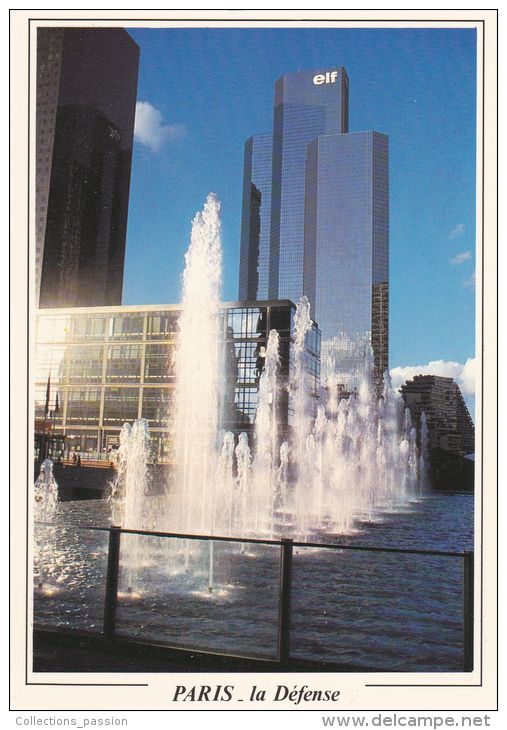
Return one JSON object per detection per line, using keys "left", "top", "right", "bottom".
{"left": 141, "top": 388, "right": 172, "bottom": 428}
{"left": 269, "top": 306, "right": 291, "bottom": 336}
{"left": 37, "top": 316, "right": 71, "bottom": 343}
{"left": 234, "top": 387, "right": 259, "bottom": 424}
{"left": 66, "top": 388, "right": 101, "bottom": 424}
{"left": 34, "top": 383, "right": 64, "bottom": 423}
{"left": 231, "top": 341, "right": 260, "bottom": 384}
{"left": 33, "top": 344, "right": 67, "bottom": 383}
{"left": 71, "top": 316, "right": 107, "bottom": 341}
{"left": 226, "top": 307, "right": 267, "bottom": 339}
{"left": 106, "top": 345, "right": 143, "bottom": 382}
{"left": 68, "top": 346, "right": 104, "bottom": 383}
{"left": 109, "top": 315, "right": 144, "bottom": 340}
{"left": 103, "top": 388, "right": 139, "bottom": 425}
{"left": 146, "top": 312, "right": 179, "bottom": 340}
{"left": 144, "top": 344, "right": 174, "bottom": 382}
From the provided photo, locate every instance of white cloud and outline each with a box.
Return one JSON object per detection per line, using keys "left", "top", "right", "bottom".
{"left": 448, "top": 223, "right": 465, "bottom": 240}
{"left": 134, "top": 101, "right": 186, "bottom": 152}
{"left": 450, "top": 250, "right": 472, "bottom": 266}
{"left": 390, "top": 357, "right": 476, "bottom": 396}
{"left": 463, "top": 269, "right": 476, "bottom": 289}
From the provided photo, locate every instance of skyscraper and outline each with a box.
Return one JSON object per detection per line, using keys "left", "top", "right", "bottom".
{"left": 36, "top": 27, "right": 139, "bottom": 308}
{"left": 238, "top": 134, "right": 272, "bottom": 300}
{"left": 269, "top": 68, "right": 349, "bottom": 302}
{"left": 304, "top": 131, "right": 389, "bottom": 386}
{"left": 238, "top": 67, "right": 388, "bottom": 387}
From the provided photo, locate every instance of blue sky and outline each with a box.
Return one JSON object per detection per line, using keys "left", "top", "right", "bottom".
{"left": 123, "top": 26, "right": 477, "bottom": 402}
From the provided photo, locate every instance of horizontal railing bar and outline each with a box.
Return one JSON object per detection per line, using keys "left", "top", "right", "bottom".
{"left": 34, "top": 520, "right": 468, "bottom": 558}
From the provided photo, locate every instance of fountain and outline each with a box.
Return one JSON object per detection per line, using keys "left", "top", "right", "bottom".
{"left": 170, "top": 192, "right": 222, "bottom": 539}
{"left": 34, "top": 459, "right": 58, "bottom": 590}
{"left": 111, "top": 193, "right": 428, "bottom": 549}
{"left": 251, "top": 329, "right": 280, "bottom": 538}
{"left": 83, "top": 190, "right": 430, "bottom": 601}
{"left": 33, "top": 194, "right": 470, "bottom": 673}
{"left": 109, "top": 419, "right": 154, "bottom": 592}
{"left": 418, "top": 411, "right": 430, "bottom": 495}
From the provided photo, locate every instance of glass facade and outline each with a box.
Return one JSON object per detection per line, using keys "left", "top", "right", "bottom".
{"left": 269, "top": 68, "right": 349, "bottom": 302}
{"left": 36, "top": 28, "right": 140, "bottom": 308}
{"left": 34, "top": 302, "right": 320, "bottom": 462}
{"left": 304, "top": 132, "right": 389, "bottom": 388}
{"left": 238, "top": 134, "right": 272, "bottom": 300}
{"left": 239, "top": 69, "right": 349, "bottom": 303}
{"left": 237, "top": 67, "right": 389, "bottom": 390}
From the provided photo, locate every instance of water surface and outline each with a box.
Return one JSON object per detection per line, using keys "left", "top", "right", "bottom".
{"left": 34, "top": 494, "right": 473, "bottom": 672}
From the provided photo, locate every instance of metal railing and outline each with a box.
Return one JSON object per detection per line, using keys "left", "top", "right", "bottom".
{"left": 36, "top": 523, "right": 475, "bottom": 671}
{"left": 35, "top": 523, "right": 474, "bottom": 672}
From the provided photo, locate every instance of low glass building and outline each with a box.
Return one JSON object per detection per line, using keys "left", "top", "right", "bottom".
{"left": 34, "top": 300, "right": 320, "bottom": 463}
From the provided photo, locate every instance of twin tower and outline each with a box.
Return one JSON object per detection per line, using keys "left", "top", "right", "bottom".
{"left": 238, "top": 68, "right": 389, "bottom": 388}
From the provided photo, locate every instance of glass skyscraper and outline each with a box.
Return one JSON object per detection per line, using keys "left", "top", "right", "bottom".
{"left": 269, "top": 68, "right": 349, "bottom": 302}
{"left": 239, "top": 69, "right": 348, "bottom": 303}
{"left": 238, "top": 134, "right": 272, "bottom": 300}
{"left": 238, "top": 67, "right": 388, "bottom": 388}
{"left": 304, "top": 132, "right": 389, "bottom": 386}
{"left": 36, "top": 28, "right": 139, "bottom": 309}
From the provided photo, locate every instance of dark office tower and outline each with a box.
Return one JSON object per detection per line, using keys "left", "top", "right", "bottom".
{"left": 268, "top": 68, "right": 349, "bottom": 301}
{"left": 36, "top": 27, "right": 139, "bottom": 308}
{"left": 304, "top": 132, "right": 389, "bottom": 388}
{"left": 238, "top": 134, "right": 272, "bottom": 300}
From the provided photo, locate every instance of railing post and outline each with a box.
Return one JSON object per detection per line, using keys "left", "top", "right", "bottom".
{"left": 103, "top": 526, "right": 121, "bottom": 638}
{"left": 278, "top": 538, "right": 293, "bottom": 664}
{"left": 463, "top": 550, "right": 474, "bottom": 672}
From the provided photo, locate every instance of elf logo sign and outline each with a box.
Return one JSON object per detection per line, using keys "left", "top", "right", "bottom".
{"left": 313, "top": 70, "right": 339, "bottom": 85}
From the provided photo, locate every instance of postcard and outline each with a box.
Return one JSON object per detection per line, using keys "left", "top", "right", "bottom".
{"left": 9, "top": 8, "right": 498, "bottom": 720}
